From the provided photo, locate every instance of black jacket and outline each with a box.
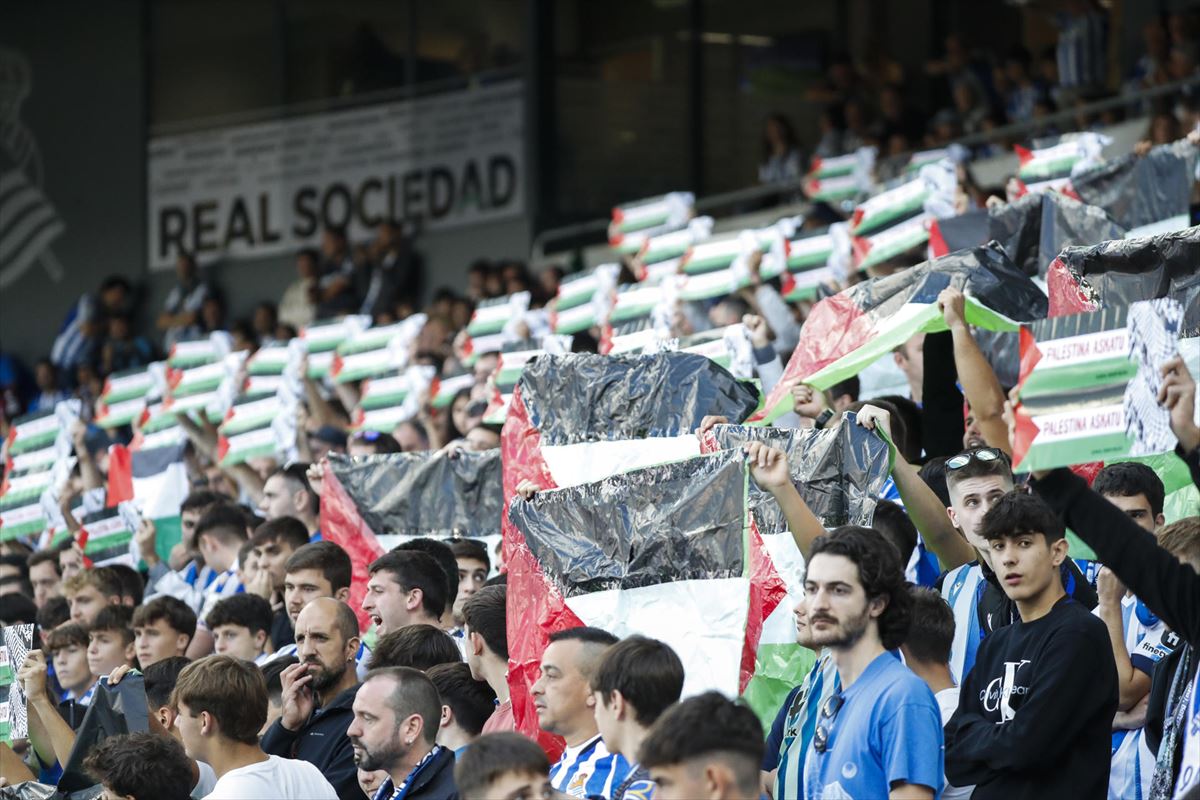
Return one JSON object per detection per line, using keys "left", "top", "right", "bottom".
{"left": 261, "top": 683, "right": 364, "bottom": 799}
{"left": 375, "top": 746, "right": 459, "bottom": 800}
{"left": 945, "top": 597, "right": 1118, "bottom": 799}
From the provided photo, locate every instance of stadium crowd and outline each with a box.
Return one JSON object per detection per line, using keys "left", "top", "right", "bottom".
{"left": 2, "top": 12, "right": 1200, "bottom": 800}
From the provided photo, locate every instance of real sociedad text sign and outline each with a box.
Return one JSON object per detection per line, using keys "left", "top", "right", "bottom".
{"left": 147, "top": 81, "right": 524, "bottom": 269}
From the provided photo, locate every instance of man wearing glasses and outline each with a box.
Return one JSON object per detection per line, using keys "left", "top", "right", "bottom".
{"left": 801, "top": 526, "right": 943, "bottom": 800}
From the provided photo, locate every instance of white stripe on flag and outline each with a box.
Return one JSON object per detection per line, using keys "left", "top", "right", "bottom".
{"left": 565, "top": 577, "right": 750, "bottom": 699}
{"left": 133, "top": 461, "right": 189, "bottom": 520}
{"left": 540, "top": 436, "right": 701, "bottom": 488}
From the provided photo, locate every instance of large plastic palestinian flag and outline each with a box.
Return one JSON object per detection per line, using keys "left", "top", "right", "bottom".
{"left": 508, "top": 450, "right": 786, "bottom": 706}
{"left": 105, "top": 442, "right": 189, "bottom": 564}
{"left": 1069, "top": 138, "right": 1197, "bottom": 236}
{"left": 1047, "top": 226, "right": 1200, "bottom": 335}
{"left": 500, "top": 353, "right": 763, "bottom": 754}
{"left": 318, "top": 449, "right": 502, "bottom": 630}
{"left": 986, "top": 192, "right": 1125, "bottom": 278}
{"left": 750, "top": 243, "right": 1049, "bottom": 423}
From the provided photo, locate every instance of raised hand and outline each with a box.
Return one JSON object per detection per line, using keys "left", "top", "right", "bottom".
{"left": 1159, "top": 355, "right": 1200, "bottom": 453}
{"left": 937, "top": 286, "right": 968, "bottom": 331}
{"left": 745, "top": 442, "right": 792, "bottom": 491}
{"left": 17, "top": 650, "right": 49, "bottom": 701}
{"left": 698, "top": 415, "right": 729, "bottom": 435}
{"left": 791, "top": 384, "right": 828, "bottom": 419}
{"left": 742, "top": 314, "right": 770, "bottom": 349}
{"left": 135, "top": 518, "right": 159, "bottom": 567}
{"left": 515, "top": 479, "right": 540, "bottom": 501}
{"left": 279, "top": 661, "right": 316, "bottom": 732}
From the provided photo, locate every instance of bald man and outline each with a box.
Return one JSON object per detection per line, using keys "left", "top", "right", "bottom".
{"left": 261, "top": 597, "right": 363, "bottom": 799}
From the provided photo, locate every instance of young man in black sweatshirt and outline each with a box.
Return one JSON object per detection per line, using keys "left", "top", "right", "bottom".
{"left": 945, "top": 491, "right": 1117, "bottom": 800}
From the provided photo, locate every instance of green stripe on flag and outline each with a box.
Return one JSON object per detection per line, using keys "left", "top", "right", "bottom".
{"left": 1014, "top": 431, "right": 1135, "bottom": 473}
{"left": 1018, "top": 358, "right": 1136, "bottom": 398}
{"left": 7, "top": 429, "right": 57, "bottom": 456}
{"left": 743, "top": 643, "right": 817, "bottom": 729}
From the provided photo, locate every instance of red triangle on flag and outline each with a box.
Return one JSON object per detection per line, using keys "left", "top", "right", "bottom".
{"left": 106, "top": 444, "right": 134, "bottom": 508}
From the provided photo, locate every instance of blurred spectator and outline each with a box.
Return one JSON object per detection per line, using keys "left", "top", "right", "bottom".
{"left": 466, "top": 259, "right": 492, "bottom": 302}
{"left": 360, "top": 221, "right": 422, "bottom": 320}
{"left": 1005, "top": 46, "right": 1045, "bottom": 123}
{"left": 814, "top": 105, "right": 845, "bottom": 159}
{"left": 315, "top": 225, "right": 360, "bottom": 318}
{"left": 51, "top": 275, "right": 134, "bottom": 372}
{"left": 279, "top": 248, "right": 320, "bottom": 330}
{"left": 758, "top": 114, "right": 802, "bottom": 185}
{"left": 253, "top": 302, "right": 279, "bottom": 345}
{"left": 100, "top": 314, "right": 155, "bottom": 374}
{"left": 1151, "top": 112, "right": 1182, "bottom": 145}
{"left": 200, "top": 294, "right": 227, "bottom": 334}
{"left": 29, "top": 358, "right": 67, "bottom": 412}
{"left": 926, "top": 33, "right": 989, "bottom": 112}
{"left": 1054, "top": 0, "right": 1109, "bottom": 96}
{"left": 157, "top": 253, "right": 210, "bottom": 349}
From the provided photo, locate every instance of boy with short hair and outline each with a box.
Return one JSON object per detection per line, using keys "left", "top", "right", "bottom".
{"left": 263, "top": 541, "right": 352, "bottom": 663}
{"left": 449, "top": 538, "right": 490, "bottom": 626}
{"left": 46, "top": 622, "right": 97, "bottom": 707}
{"left": 87, "top": 605, "right": 136, "bottom": 677}
{"left": 62, "top": 567, "right": 123, "bottom": 627}
{"left": 463, "top": 585, "right": 512, "bottom": 734}
{"left": 426, "top": 661, "right": 497, "bottom": 758}
{"left": 249, "top": 516, "right": 311, "bottom": 648}
{"left": 206, "top": 593, "right": 274, "bottom": 663}
{"left": 945, "top": 491, "right": 1118, "bottom": 799}
{"left": 83, "top": 731, "right": 195, "bottom": 800}
{"left": 454, "top": 732, "right": 552, "bottom": 799}
{"left": 1092, "top": 461, "right": 1166, "bottom": 533}
{"left": 132, "top": 595, "right": 197, "bottom": 668}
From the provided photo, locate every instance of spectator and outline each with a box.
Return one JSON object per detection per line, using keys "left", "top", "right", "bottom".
{"left": 361, "top": 221, "right": 422, "bottom": 320}
{"left": 157, "top": 252, "right": 211, "bottom": 349}
{"left": 590, "top": 635, "right": 685, "bottom": 798}
{"left": 83, "top": 731, "right": 195, "bottom": 800}
{"left": 369, "top": 624, "right": 461, "bottom": 671}
{"left": 278, "top": 248, "right": 320, "bottom": 330}
{"left": 248, "top": 516, "right": 312, "bottom": 648}
{"left": 449, "top": 538, "right": 490, "bottom": 626}
{"left": 260, "top": 655, "right": 300, "bottom": 735}
{"left": 532, "top": 626, "right": 632, "bottom": 796}
{"left": 86, "top": 605, "right": 136, "bottom": 678}
{"left": 453, "top": 732, "right": 551, "bottom": 799}
{"left": 0, "top": 593, "right": 37, "bottom": 625}
{"left": 1004, "top": 45, "right": 1044, "bottom": 123}
{"left": 362, "top": 550, "right": 448, "bottom": 638}
{"left": 64, "top": 567, "right": 123, "bottom": 626}
{"left": 0, "top": 553, "right": 33, "bottom": 597}
{"left": 207, "top": 593, "right": 274, "bottom": 663}
{"left": 173, "top": 655, "right": 338, "bottom": 799}
{"left": 252, "top": 302, "right": 279, "bottom": 345}
{"left": 902, "top": 587, "right": 974, "bottom": 800}
{"left": 393, "top": 537, "right": 462, "bottom": 631}
{"left": 267, "top": 541, "right": 353, "bottom": 662}
{"left": 426, "top": 662, "right": 496, "bottom": 758}
{"left": 262, "top": 598, "right": 363, "bottom": 799}
{"left": 946, "top": 492, "right": 1118, "bottom": 798}
{"left": 315, "top": 225, "right": 360, "bottom": 318}
{"left": 132, "top": 596, "right": 197, "bottom": 668}
{"left": 51, "top": 275, "right": 133, "bottom": 373}
{"left": 347, "top": 666, "right": 459, "bottom": 800}
{"left": 759, "top": 114, "right": 802, "bottom": 185}
{"left": 100, "top": 313, "right": 156, "bottom": 374}
{"left": 199, "top": 293, "right": 227, "bottom": 334}
{"left": 194, "top": 505, "right": 249, "bottom": 618}
{"left": 26, "top": 548, "right": 61, "bottom": 608}
{"left": 348, "top": 429, "right": 403, "bottom": 456}
{"left": 1093, "top": 461, "right": 1166, "bottom": 532}
{"left": 1055, "top": 0, "right": 1109, "bottom": 95}
{"left": 28, "top": 358, "right": 68, "bottom": 412}
{"left": 258, "top": 464, "right": 320, "bottom": 539}
{"left": 395, "top": 418, "right": 432, "bottom": 452}
{"left": 639, "top": 691, "right": 764, "bottom": 800}
{"left": 463, "top": 585, "right": 512, "bottom": 734}
{"left": 801, "top": 526, "right": 943, "bottom": 799}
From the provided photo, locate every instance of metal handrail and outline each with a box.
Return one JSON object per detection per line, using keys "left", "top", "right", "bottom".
{"left": 529, "top": 74, "right": 1200, "bottom": 260}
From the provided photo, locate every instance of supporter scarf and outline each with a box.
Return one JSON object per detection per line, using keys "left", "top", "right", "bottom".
{"left": 1148, "top": 643, "right": 1194, "bottom": 800}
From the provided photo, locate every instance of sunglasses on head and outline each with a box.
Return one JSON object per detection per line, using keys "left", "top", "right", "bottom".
{"left": 946, "top": 447, "right": 1005, "bottom": 471}
{"left": 353, "top": 430, "right": 383, "bottom": 442}
{"left": 812, "top": 693, "right": 845, "bottom": 754}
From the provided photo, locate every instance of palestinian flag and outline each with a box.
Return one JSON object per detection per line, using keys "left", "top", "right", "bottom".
{"left": 499, "top": 353, "right": 761, "bottom": 751}
{"left": 246, "top": 344, "right": 290, "bottom": 376}
{"left": 699, "top": 419, "right": 892, "bottom": 533}
{"left": 167, "top": 360, "right": 226, "bottom": 399}
{"left": 331, "top": 346, "right": 397, "bottom": 384}
{"left": 782, "top": 224, "right": 852, "bottom": 302}
{"left": 0, "top": 463, "right": 56, "bottom": 517}
{"left": 216, "top": 424, "right": 278, "bottom": 467}
{"left": 1012, "top": 299, "right": 1184, "bottom": 472}
{"left": 850, "top": 175, "right": 934, "bottom": 237}
{"left": 1047, "top": 226, "right": 1200, "bottom": 334}
{"left": 928, "top": 209, "right": 989, "bottom": 259}
{"left": 1070, "top": 139, "right": 1197, "bottom": 234}
{"left": 167, "top": 334, "right": 231, "bottom": 369}
{"left": 804, "top": 147, "right": 875, "bottom": 203}
{"left": 988, "top": 192, "right": 1125, "bottom": 278}
{"left": 431, "top": 372, "right": 476, "bottom": 410}
{"left": 468, "top": 292, "right": 531, "bottom": 338}
{"left": 905, "top": 145, "right": 966, "bottom": 173}
{"left": 98, "top": 366, "right": 156, "bottom": 405}
{"left": 0, "top": 458, "right": 57, "bottom": 541}
{"left": 105, "top": 442, "right": 189, "bottom": 564}
{"left": 359, "top": 372, "right": 416, "bottom": 411}
{"left": 637, "top": 219, "right": 712, "bottom": 270}
{"left": 852, "top": 212, "right": 932, "bottom": 271}
{"left": 509, "top": 450, "right": 786, "bottom": 704}
{"left": 551, "top": 267, "right": 618, "bottom": 336}
{"left": 608, "top": 192, "right": 695, "bottom": 251}
{"left": 332, "top": 315, "right": 427, "bottom": 384}
{"left": 301, "top": 317, "right": 369, "bottom": 378}
{"left": 696, "top": 418, "right": 891, "bottom": 709}
{"left": 751, "top": 243, "right": 1048, "bottom": 423}
{"left": 94, "top": 396, "right": 148, "bottom": 430}
{"left": 807, "top": 150, "right": 867, "bottom": 179}
{"left": 324, "top": 450, "right": 502, "bottom": 540}
{"left": 1015, "top": 132, "right": 1107, "bottom": 185}
{"left": 54, "top": 507, "right": 134, "bottom": 567}
{"left": 242, "top": 373, "right": 285, "bottom": 396}
{"left": 220, "top": 394, "right": 284, "bottom": 436}
{"left": 604, "top": 317, "right": 663, "bottom": 356}
{"left": 4, "top": 409, "right": 59, "bottom": 456}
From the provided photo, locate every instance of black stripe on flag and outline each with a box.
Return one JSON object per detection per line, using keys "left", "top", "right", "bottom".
{"left": 508, "top": 451, "right": 747, "bottom": 597}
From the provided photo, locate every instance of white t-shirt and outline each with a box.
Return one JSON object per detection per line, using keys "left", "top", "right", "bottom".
{"left": 204, "top": 755, "right": 337, "bottom": 799}
{"left": 935, "top": 687, "right": 975, "bottom": 800}
{"left": 192, "top": 760, "right": 218, "bottom": 799}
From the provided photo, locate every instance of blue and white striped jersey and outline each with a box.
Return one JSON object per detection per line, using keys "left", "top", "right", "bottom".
{"left": 549, "top": 735, "right": 632, "bottom": 799}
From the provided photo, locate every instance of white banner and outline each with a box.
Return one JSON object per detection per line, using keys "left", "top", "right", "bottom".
{"left": 147, "top": 81, "right": 524, "bottom": 269}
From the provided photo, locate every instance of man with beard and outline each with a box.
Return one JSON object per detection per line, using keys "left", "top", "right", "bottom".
{"left": 800, "top": 526, "right": 944, "bottom": 800}
{"left": 347, "top": 666, "right": 458, "bottom": 800}
{"left": 261, "top": 598, "right": 364, "bottom": 799}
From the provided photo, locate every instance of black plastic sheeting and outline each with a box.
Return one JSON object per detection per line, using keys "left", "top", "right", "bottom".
{"left": 508, "top": 450, "right": 747, "bottom": 596}
{"left": 990, "top": 192, "right": 1126, "bottom": 278}
{"left": 327, "top": 449, "right": 503, "bottom": 538}
{"left": 1071, "top": 140, "right": 1197, "bottom": 231}
{"left": 57, "top": 676, "right": 148, "bottom": 794}
{"left": 1055, "top": 227, "right": 1200, "bottom": 337}
{"left": 846, "top": 241, "right": 1048, "bottom": 322}
{"left": 517, "top": 353, "right": 761, "bottom": 445}
{"left": 935, "top": 208, "right": 989, "bottom": 253}
{"left": 705, "top": 416, "right": 890, "bottom": 532}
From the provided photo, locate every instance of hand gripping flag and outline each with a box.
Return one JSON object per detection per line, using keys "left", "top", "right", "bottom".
{"left": 1046, "top": 225, "right": 1200, "bottom": 335}
{"left": 501, "top": 353, "right": 761, "bottom": 753}
{"left": 320, "top": 450, "right": 504, "bottom": 630}
{"left": 507, "top": 450, "right": 787, "bottom": 727}
{"left": 749, "top": 243, "right": 1048, "bottom": 424}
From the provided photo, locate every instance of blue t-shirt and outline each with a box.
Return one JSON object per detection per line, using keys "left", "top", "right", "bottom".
{"left": 803, "top": 652, "right": 944, "bottom": 800}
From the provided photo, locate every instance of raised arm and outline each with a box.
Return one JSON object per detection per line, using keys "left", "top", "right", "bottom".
{"left": 938, "top": 287, "right": 1010, "bottom": 454}
{"left": 744, "top": 441, "right": 830, "bottom": 560}
{"left": 1094, "top": 567, "right": 1151, "bottom": 711}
